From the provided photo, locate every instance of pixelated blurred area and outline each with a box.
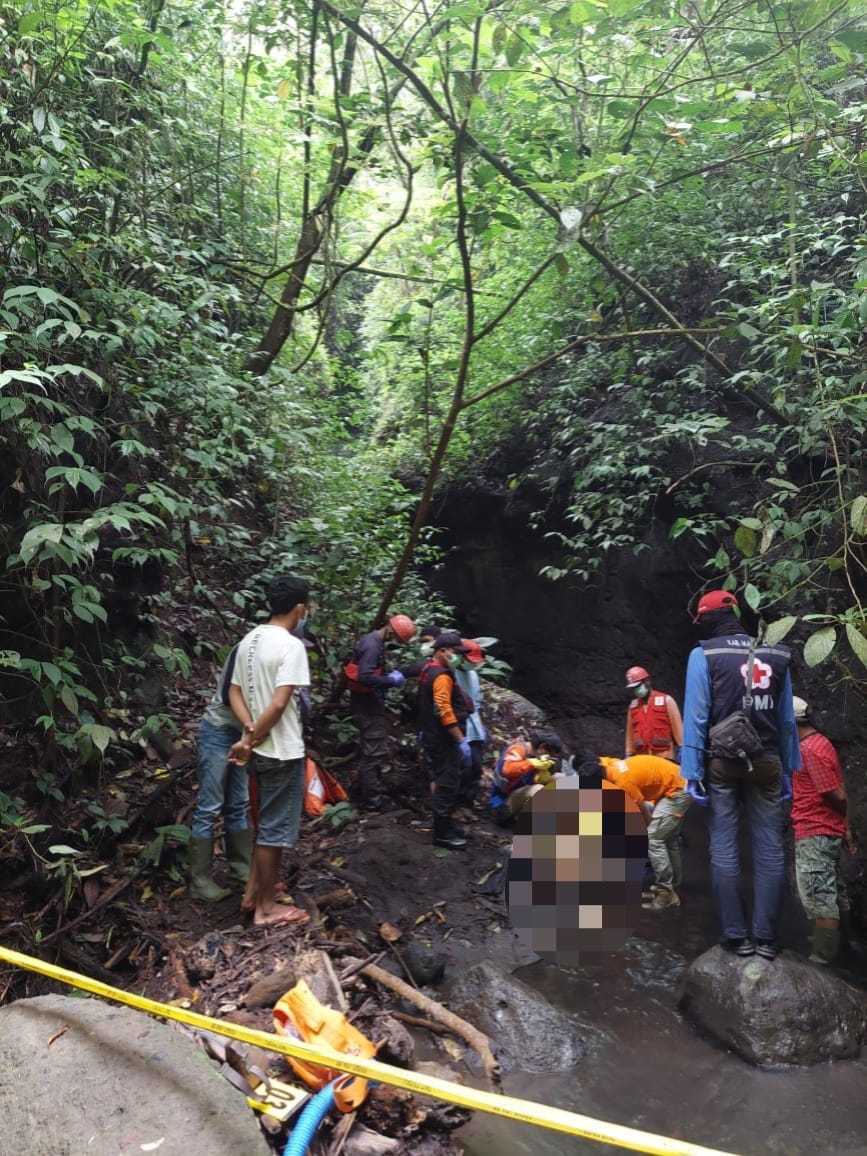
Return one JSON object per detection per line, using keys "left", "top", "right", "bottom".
{"left": 508, "top": 779, "right": 648, "bottom": 962}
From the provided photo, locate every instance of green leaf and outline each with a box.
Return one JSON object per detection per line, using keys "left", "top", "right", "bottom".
{"left": 41, "top": 662, "right": 62, "bottom": 686}
{"left": 768, "top": 477, "right": 798, "bottom": 492}
{"left": 491, "top": 210, "right": 523, "bottom": 229}
{"left": 739, "top": 517, "right": 763, "bottom": 531}
{"left": 87, "top": 724, "right": 114, "bottom": 753}
{"left": 850, "top": 496, "right": 867, "bottom": 537}
{"left": 737, "top": 322, "right": 760, "bottom": 340}
{"left": 764, "top": 616, "right": 797, "bottom": 645}
{"left": 505, "top": 35, "right": 523, "bottom": 67}
{"left": 19, "top": 523, "right": 64, "bottom": 564}
{"left": 846, "top": 624, "right": 867, "bottom": 669}
{"left": 48, "top": 844, "right": 81, "bottom": 856}
{"left": 60, "top": 685, "right": 79, "bottom": 716}
{"left": 734, "top": 525, "right": 757, "bottom": 556}
{"left": 803, "top": 626, "right": 836, "bottom": 667}
{"left": 744, "top": 583, "right": 761, "bottom": 611}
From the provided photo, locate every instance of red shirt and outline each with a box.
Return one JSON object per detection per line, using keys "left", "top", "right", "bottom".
{"left": 791, "top": 731, "right": 847, "bottom": 841}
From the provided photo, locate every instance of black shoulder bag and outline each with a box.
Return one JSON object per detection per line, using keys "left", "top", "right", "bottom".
{"left": 707, "top": 638, "right": 765, "bottom": 769}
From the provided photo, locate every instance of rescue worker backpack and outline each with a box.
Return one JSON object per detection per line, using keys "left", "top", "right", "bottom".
{"left": 702, "top": 635, "right": 790, "bottom": 765}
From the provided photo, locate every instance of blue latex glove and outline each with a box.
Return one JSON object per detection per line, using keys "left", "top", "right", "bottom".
{"left": 386, "top": 670, "right": 406, "bottom": 687}
{"left": 780, "top": 773, "right": 792, "bottom": 802}
{"left": 686, "top": 778, "right": 709, "bottom": 808}
{"left": 458, "top": 739, "right": 473, "bottom": 765}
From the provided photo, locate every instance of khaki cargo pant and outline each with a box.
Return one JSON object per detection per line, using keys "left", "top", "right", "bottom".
{"left": 647, "top": 790, "right": 691, "bottom": 890}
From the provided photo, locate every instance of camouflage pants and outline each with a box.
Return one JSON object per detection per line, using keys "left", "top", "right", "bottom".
{"left": 647, "top": 791, "right": 691, "bottom": 890}
{"left": 795, "top": 835, "right": 847, "bottom": 921}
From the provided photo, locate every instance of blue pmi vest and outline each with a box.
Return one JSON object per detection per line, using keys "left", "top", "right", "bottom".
{"left": 700, "top": 633, "right": 791, "bottom": 750}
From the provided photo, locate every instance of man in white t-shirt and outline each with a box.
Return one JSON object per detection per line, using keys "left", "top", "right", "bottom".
{"left": 228, "top": 574, "right": 311, "bottom": 927}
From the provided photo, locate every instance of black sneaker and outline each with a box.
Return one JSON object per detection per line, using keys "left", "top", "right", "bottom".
{"left": 721, "top": 937, "right": 755, "bottom": 956}
{"left": 433, "top": 821, "right": 467, "bottom": 850}
{"left": 755, "top": 939, "right": 779, "bottom": 961}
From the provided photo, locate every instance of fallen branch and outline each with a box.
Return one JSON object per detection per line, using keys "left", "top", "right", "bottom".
{"left": 357, "top": 960, "right": 500, "bottom": 1087}
{"left": 39, "top": 875, "right": 133, "bottom": 948}
{"left": 390, "top": 1010, "right": 452, "bottom": 1036}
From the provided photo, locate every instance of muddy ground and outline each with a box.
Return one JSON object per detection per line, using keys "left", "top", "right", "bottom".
{"left": 0, "top": 677, "right": 544, "bottom": 1153}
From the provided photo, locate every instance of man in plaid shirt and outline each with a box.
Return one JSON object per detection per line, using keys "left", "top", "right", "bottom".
{"left": 791, "top": 696, "right": 851, "bottom": 964}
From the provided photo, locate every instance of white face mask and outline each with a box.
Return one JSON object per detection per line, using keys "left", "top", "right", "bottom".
{"left": 420, "top": 641, "right": 434, "bottom": 657}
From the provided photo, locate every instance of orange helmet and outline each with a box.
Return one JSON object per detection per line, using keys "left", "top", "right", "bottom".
{"left": 388, "top": 614, "right": 417, "bottom": 643}
{"left": 625, "top": 666, "right": 650, "bottom": 687}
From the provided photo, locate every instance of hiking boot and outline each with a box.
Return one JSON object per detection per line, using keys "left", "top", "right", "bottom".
{"left": 754, "top": 938, "right": 779, "bottom": 961}
{"left": 433, "top": 820, "right": 467, "bottom": 850}
{"left": 642, "top": 887, "right": 680, "bottom": 910}
{"left": 721, "top": 937, "right": 755, "bottom": 956}
{"left": 225, "top": 828, "right": 254, "bottom": 885}
{"left": 642, "top": 884, "right": 661, "bottom": 900}
{"left": 188, "top": 837, "right": 231, "bottom": 902}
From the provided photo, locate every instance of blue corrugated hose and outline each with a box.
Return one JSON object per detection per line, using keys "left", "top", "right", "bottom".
{"left": 283, "top": 1080, "right": 337, "bottom": 1156}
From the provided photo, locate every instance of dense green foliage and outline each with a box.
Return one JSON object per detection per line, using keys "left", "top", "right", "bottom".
{"left": 0, "top": 0, "right": 865, "bottom": 802}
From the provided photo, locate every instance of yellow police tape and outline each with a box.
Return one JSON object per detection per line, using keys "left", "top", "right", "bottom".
{"left": 0, "top": 944, "right": 736, "bottom": 1156}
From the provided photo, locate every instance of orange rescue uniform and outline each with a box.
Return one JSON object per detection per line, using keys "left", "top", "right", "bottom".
{"left": 599, "top": 755, "right": 686, "bottom": 809}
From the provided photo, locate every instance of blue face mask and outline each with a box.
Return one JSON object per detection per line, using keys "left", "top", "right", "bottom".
{"left": 297, "top": 612, "right": 308, "bottom": 631}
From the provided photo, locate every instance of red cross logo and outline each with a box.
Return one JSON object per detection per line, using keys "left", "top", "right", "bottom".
{"left": 741, "top": 658, "right": 772, "bottom": 690}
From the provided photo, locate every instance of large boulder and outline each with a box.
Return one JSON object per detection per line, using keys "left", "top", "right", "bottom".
{"left": 679, "top": 946, "right": 867, "bottom": 1067}
{"left": 448, "top": 961, "right": 586, "bottom": 1072}
{"left": 0, "top": 994, "right": 269, "bottom": 1155}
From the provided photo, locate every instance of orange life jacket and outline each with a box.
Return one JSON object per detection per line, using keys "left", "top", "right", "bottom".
{"left": 629, "top": 691, "right": 673, "bottom": 752}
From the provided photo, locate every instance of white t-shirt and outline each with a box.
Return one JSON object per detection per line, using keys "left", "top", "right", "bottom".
{"left": 231, "top": 625, "right": 310, "bottom": 761}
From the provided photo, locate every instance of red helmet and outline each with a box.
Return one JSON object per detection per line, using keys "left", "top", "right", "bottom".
{"left": 462, "top": 639, "right": 485, "bottom": 666}
{"left": 388, "top": 614, "right": 417, "bottom": 643}
{"left": 625, "top": 666, "right": 651, "bottom": 687}
{"left": 694, "top": 589, "right": 739, "bottom": 621}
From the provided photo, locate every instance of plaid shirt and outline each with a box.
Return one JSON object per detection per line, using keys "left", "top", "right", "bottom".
{"left": 791, "top": 731, "right": 847, "bottom": 841}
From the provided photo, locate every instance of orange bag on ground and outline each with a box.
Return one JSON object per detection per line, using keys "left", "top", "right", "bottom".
{"left": 273, "top": 980, "right": 376, "bottom": 1111}
{"left": 304, "top": 757, "right": 349, "bottom": 817}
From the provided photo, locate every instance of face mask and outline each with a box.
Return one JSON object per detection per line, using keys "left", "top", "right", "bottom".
{"left": 420, "top": 641, "right": 434, "bottom": 657}
{"left": 634, "top": 683, "right": 650, "bottom": 700}
{"left": 447, "top": 653, "right": 462, "bottom": 669}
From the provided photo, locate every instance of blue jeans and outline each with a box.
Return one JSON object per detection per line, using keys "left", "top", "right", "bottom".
{"left": 191, "top": 720, "right": 250, "bottom": 839}
{"left": 708, "top": 754, "right": 784, "bottom": 941}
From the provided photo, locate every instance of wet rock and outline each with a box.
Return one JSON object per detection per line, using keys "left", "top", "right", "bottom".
{"left": 185, "top": 930, "right": 227, "bottom": 981}
{"left": 448, "top": 961, "right": 585, "bottom": 1072}
{"left": 485, "top": 683, "right": 546, "bottom": 728}
{"left": 414, "top": 1060, "right": 463, "bottom": 1084}
{"left": 0, "top": 994, "right": 268, "bottom": 1155}
{"left": 375, "top": 1014, "right": 415, "bottom": 1067}
{"left": 680, "top": 946, "right": 867, "bottom": 1067}
{"left": 403, "top": 944, "right": 447, "bottom": 986}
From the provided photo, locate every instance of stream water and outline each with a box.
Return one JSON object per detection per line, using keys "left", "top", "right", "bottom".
{"left": 459, "top": 808, "right": 867, "bottom": 1156}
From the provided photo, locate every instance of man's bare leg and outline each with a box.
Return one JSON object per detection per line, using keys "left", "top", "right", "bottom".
{"left": 252, "top": 845, "right": 307, "bottom": 926}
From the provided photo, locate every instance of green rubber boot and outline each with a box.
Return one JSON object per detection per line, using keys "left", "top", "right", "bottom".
{"left": 225, "top": 828, "right": 254, "bottom": 885}
{"left": 188, "top": 837, "right": 231, "bottom": 902}
{"left": 809, "top": 922, "right": 840, "bottom": 965}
